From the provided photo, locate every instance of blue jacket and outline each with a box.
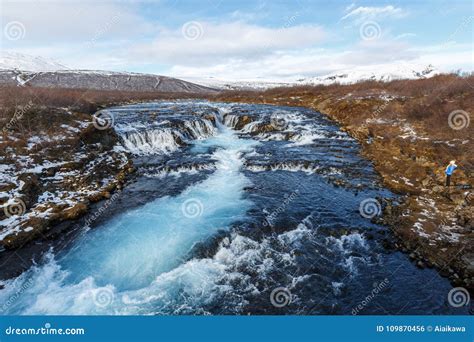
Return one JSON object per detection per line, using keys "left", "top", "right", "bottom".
{"left": 445, "top": 164, "right": 457, "bottom": 175}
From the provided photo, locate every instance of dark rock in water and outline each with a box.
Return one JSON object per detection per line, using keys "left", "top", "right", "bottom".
{"left": 187, "top": 230, "right": 229, "bottom": 259}
{"left": 234, "top": 115, "right": 253, "bottom": 130}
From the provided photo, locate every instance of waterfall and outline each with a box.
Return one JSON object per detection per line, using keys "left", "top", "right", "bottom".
{"left": 120, "top": 129, "right": 182, "bottom": 155}
{"left": 241, "top": 121, "right": 262, "bottom": 133}
{"left": 0, "top": 125, "right": 257, "bottom": 315}
{"left": 183, "top": 119, "right": 216, "bottom": 140}
{"left": 223, "top": 114, "right": 239, "bottom": 128}
{"left": 118, "top": 117, "right": 217, "bottom": 155}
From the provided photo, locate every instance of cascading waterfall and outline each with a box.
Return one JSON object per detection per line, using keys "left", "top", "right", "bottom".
{"left": 183, "top": 119, "right": 216, "bottom": 139}
{"left": 121, "top": 129, "right": 182, "bottom": 155}
{"left": 0, "top": 101, "right": 463, "bottom": 315}
{"left": 0, "top": 119, "right": 257, "bottom": 315}
{"left": 241, "top": 121, "right": 262, "bottom": 133}
{"left": 119, "top": 117, "right": 217, "bottom": 155}
{"left": 223, "top": 114, "right": 239, "bottom": 129}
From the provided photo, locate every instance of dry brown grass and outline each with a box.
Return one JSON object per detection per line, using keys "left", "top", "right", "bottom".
{"left": 212, "top": 73, "right": 474, "bottom": 168}
{"left": 0, "top": 85, "right": 203, "bottom": 125}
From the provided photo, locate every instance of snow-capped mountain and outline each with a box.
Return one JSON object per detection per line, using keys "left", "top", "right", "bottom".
{"left": 0, "top": 52, "right": 216, "bottom": 93}
{"left": 296, "top": 64, "right": 439, "bottom": 86}
{"left": 0, "top": 52, "right": 69, "bottom": 72}
{"left": 0, "top": 52, "right": 439, "bottom": 92}
{"left": 182, "top": 63, "right": 440, "bottom": 90}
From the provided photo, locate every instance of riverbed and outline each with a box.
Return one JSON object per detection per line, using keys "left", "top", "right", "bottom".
{"left": 0, "top": 101, "right": 465, "bottom": 315}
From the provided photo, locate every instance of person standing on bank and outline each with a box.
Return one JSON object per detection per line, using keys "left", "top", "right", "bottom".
{"left": 445, "top": 160, "right": 458, "bottom": 187}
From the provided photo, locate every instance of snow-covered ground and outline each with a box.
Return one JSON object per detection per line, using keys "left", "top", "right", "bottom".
{"left": 0, "top": 110, "right": 130, "bottom": 249}
{"left": 0, "top": 52, "right": 69, "bottom": 72}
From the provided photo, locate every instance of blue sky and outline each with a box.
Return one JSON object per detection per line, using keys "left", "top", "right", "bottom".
{"left": 1, "top": 0, "right": 472, "bottom": 80}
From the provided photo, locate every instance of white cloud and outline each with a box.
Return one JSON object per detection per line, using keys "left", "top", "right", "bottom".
{"left": 168, "top": 38, "right": 418, "bottom": 80}
{"left": 345, "top": 3, "right": 356, "bottom": 12}
{"left": 1, "top": 1, "right": 152, "bottom": 45}
{"left": 169, "top": 38, "right": 473, "bottom": 80}
{"left": 395, "top": 33, "right": 417, "bottom": 40}
{"left": 128, "top": 21, "right": 326, "bottom": 66}
{"left": 1, "top": 1, "right": 471, "bottom": 81}
{"left": 341, "top": 5, "right": 406, "bottom": 24}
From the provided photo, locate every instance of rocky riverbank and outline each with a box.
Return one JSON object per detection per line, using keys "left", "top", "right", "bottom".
{"left": 210, "top": 74, "right": 474, "bottom": 292}
{"left": 1, "top": 76, "right": 472, "bottom": 292}
{"left": 0, "top": 85, "right": 219, "bottom": 279}
{"left": 0, "top": 105, "right": 136, "bottom": 253}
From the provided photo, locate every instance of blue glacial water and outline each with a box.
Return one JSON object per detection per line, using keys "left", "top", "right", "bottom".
{"left": 0, "top": 101, "right": 468, "bottom": 315}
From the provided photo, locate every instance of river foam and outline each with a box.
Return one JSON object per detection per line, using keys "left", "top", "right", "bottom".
{"left": 0, "top": 124, "right": 257, "bottom": 315}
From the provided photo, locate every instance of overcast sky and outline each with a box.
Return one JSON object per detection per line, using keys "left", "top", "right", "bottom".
{"left": 1, "top": 0, "right": 472, "bottom": 80}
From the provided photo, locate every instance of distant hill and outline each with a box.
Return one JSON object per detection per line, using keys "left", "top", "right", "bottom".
{"left": 0, "top": 52, "right": 217, "bottom": 94}
{"left": 0, "top": 69, "right": 217, "bottom": 94}
{"left": 183, "top": 64, "right": 439, "bottom": 90}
